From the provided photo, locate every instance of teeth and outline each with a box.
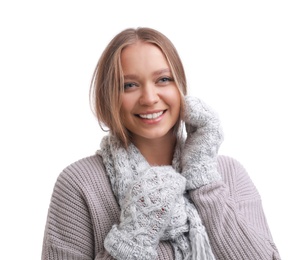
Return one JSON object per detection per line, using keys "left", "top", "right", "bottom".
{"left": 139, "top": 111, "right": 163, "bottom": 119}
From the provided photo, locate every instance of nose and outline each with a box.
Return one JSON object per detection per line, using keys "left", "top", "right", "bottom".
{"left": 139, "top": 84, "right": 160, "bottom": 106}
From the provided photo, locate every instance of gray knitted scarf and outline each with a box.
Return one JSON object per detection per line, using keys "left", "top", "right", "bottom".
{"left": 98, "top": 134, "right": 216, "bottom": 260}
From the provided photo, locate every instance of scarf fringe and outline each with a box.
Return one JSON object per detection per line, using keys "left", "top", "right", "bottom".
{"left": 189, "top": 225, "right": 215, "bottom": 260}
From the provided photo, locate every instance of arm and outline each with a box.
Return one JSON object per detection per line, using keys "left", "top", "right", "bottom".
{"left": 182, "top": 96, "right": 280, "bottom": 259}
{"left": 190, "top": 156, "right": 281, "bottom": 259}
{"left": 42, "top": 170, "right": 94, "bottom": 260}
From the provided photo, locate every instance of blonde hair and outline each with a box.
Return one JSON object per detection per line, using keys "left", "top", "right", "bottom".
{"left": 90, "top": 27, "right": 187, "bottom": 147}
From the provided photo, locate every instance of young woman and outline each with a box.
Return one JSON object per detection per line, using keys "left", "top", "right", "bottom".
{"left": 42, "top": 27, "right": 281, "bottom": 260}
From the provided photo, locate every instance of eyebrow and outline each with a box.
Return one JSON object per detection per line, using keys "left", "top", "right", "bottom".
{"left": 123, "top": 68, "right": 172, "bottom": 80}
{"left": 152, "top": 68, "right": 172, "bottom": 77}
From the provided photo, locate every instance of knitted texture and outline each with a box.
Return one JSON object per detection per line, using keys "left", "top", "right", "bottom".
{"left": 42, "top": 155, "right": 281, "bottom": 259}
{"left": 182, "top": 96, "right": 224, "bottom": 189}
{"left": 99, "top": 135, "right": 215, "bottom": 260}
{"left": 104, "top": 161, "right": 187, "bottom": 259}
{"left": 97, "top": 96, "right": 222, "bottom": 259}
{"left": 42, "top": 98, "right": 281, "bottom": 259}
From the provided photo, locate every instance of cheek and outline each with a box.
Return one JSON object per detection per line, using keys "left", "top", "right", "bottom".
{"left": 119, "top": 98, "right": 129, "bottom": 127}
{"left": 165, "top": 87, "right": 181, "bottom": 112}
{"left": 120, "top": 95, "right": 133, "bottom": 115}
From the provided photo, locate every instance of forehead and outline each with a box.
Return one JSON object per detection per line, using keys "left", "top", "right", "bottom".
{"left": 121, "top": 41, "right": 166, "bottom": 60}
{"left": 121, "top": 41, "right": 169, "bottom": 71}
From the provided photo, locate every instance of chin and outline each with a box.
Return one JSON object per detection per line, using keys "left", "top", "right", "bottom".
{"left": 141, "top": 128, "right": 176, "bottom": 141}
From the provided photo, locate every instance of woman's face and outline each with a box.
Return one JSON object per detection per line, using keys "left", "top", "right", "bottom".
{"left": 120, "top": 41, "right": 181, "bottom": 144}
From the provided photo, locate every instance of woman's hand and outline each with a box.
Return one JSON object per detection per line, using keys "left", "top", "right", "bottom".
{"left": 104, "top": 166, "right": 186, "bottom": 260}
{"left": 182, "top": 96, "right": 224, "bottom": 189}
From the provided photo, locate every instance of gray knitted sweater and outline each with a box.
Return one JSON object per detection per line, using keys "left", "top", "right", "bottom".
{"left": 42, "top": 154, "right": 280, "bottom": 260}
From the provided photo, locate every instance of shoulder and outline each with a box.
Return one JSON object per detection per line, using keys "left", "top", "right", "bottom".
{"left": 44, "top": 155, "right": 119, "bottom": 258}
{"left": 216, "top": 154, "right": 245, "bottom": 181}
{"left": 58, "top": 154, "right": 105, "bottom": 182}
{"left": 217, "top": 154, "right": 247, "bottom": 169}
{"left": 62, "top": 154, "right": 105, "bottom": 176}
{"left": 217, "top": 155, "right": 260, "bottom": 201}
{"left": 52, "top": 153, "right": 120, "bottom": 220}
{"left": 53, "top": 154, "right": 111, "bottom": 198}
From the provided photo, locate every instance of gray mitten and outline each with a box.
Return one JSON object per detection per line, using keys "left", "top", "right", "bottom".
{"left": 182, "top": 96, "right": 224, "bottom": 190}
{"left": 104, "top": 166, "right": 186, "bottom": 260}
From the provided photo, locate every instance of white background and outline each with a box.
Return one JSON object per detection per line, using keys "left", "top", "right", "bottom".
{"left": 1, "top": 1, "right": 304, "bottom": 259}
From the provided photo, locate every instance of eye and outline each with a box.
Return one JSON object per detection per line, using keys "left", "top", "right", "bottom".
{"left": 157, "top": 77, "right": 174, "bottom": 84}
{"left": 124, "top": 82, "right": 137, "bottom": 90}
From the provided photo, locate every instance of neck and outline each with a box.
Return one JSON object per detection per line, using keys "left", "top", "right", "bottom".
{"left": 132, "top": 133, "right": 177, "bottom": 166}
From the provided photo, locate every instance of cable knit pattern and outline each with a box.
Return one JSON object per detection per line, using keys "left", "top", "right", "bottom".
{"left": 103, "top": 167, "right": 186, "bottom": 259}
{"left": 98, "top": 135, "right": 215, "bottom": 260}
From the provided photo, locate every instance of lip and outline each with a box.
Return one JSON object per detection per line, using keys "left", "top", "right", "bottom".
{"left": 135, "top": 110, "right": 166, "bottom": 124}
{"left": 137, "top": 109, "right": 165, "bottom": 114}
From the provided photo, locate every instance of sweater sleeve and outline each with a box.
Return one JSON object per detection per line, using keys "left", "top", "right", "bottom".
{"left": 189, "top": 156, "right": 281, "bottom": 260}
{"left": 42, "top": 169, "right": 94, "bottom": 260}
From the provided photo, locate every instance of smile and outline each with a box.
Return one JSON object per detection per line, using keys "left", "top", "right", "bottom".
{"left": 138, "top": 110, "right": 165, "bottom": 119}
